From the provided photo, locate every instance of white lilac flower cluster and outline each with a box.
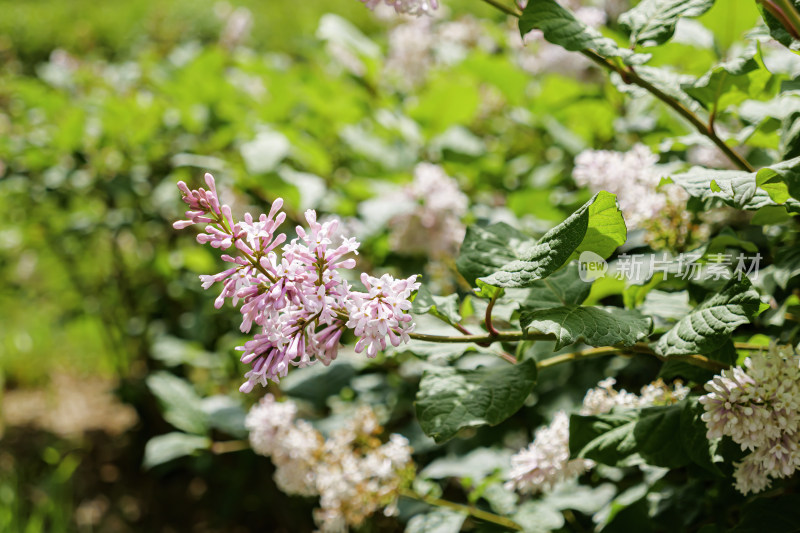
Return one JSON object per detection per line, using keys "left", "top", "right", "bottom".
{"left": 572, "top": 144, "right": 689, "bottom": 231}
{"left": 359, "top": 0, "right": 439, "bottom": 16}
{"left": 385, "top": 16, "right": 486, "bottom": 87}
{"left": 246, "top": 394, "right": 414, "bottom": 533}
{"left": 389, "top": 163, "right": 468, "bottom": 256}
{"left": 174, "top": 173, "right": 420, "bottom": 393}
{"left": 700, "top": 344, "right": 800, "bottom": 495}
{"left": 506, "top": 378, "right": 689, "bottom": 494}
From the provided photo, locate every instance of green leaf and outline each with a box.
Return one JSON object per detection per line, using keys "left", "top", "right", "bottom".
{"left": 670, "top": 159, "right": 800, "bottom": 212}
{"left": 655, "top": 278, "right": 760, "bottom": 356}
{"left": 201, "top": 396, "right": 247, "bottom": 439}
{"left": 143, "top": 432, "right": 210, "bottom": 469}
{"left": 456, "top": 222, "right": 532, "bottom": 286}
{"left": 405, "top": 510, "right": 467, "bottom": 533}
{"left": 413, "top": 286, "right": 462, "bottom": 325}
{"left": 773, "top": 246, "right": 800, "bottom": 289}
{"left": 682, "top": 50, "right": 771, "bottom": 112}
{"left": 519, "top": 0, "right": 649, "bottom": 65}
{"left": 757, "top": 0, "right": 800, "bottom": 52}
{"left": 640, "top": 290, "right": 691, "bottom": 322}
{"left": 475, "top": 279, "right": 504, "bottom": 301}
{"left": 623, "top": 273, "right": 664, "bottom": 310}
{"left": 512, "top": 501, "right": 566, "bottom": 533}
{"left": 569, "top": 405, "right": 690, "bottom": 468}
{"left": 620, "top": 0, "right": 715, "bottom": 47}
{"left": 415, "top": 359, "right": 538, "bottom": 443}
{"left": 780, "top": 110, "right": 800, "bottom": 161}
{"left": 505, "top": 263, "right": 592, "bottom": 311}
{"left": 680, "top": 398, "right": 723, "bottom": 476}
{"left": 481, "top": 192, "right": 626, "bottom": 288}
{"left": 146, "top": 372, "right": 208, "bottom": 435}
{"left": 755, "top": 155, "right": 800, "bottom": 204}
{"left": 520, "top": 306, "right": 652, "bottom": 350}
{"left": 420, "top": 447, "right": 513, "bottom": 481}
{"left": 750, "top": 205, "right": 792, "bottom": 225}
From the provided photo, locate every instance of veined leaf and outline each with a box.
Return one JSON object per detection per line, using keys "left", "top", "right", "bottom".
{"left": 620, "top": 0, "right": 715, "bottom": 48}
{"left": 570, "top": 405, "right": 687, "bottom": 468}
{"left": 520, "top": 306, "right": 652, "bottom": 350}
{"left": 570, "top": 401, "right": 719, "bottom": 471}
{"left": 413, "top": 286, "right": 463, "bottom": 325}
{"left": 519, "top": 0, "right": 649, "bottom": 65}
{"left": 456, "top": 222, "right": 533, "bottom": 286}
{"left": 504, "top": 263, "right": 592, "bottom": 312}
{"left": 655, "top": 278, "right": 760, "bottom": 356}
{"left": 755, "top": 155, "right": 800, "bottom": 204}
{"left": 481, "top": 192, "right": 625, "bottom": 288}
{"left": 670, "top": 158, "right": 800, "bottom": 212}
{"left": 415, "top": 359, "right": 537, "bottom": 443}
{"left": 757, "top": 0, "right": 800, "bottom": 52}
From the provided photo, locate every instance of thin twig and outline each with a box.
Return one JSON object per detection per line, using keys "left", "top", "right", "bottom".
{"left": 478, "top": 0, "right": 754, "bottom": 172}
{"left": 400, "top": 489, "right": 524, "bottom": 531}
{"left": 579, "top": 50, "right": 753, "bottom": 172}
{"left": 210, "top": 440, "right": 250, "bottom": 454}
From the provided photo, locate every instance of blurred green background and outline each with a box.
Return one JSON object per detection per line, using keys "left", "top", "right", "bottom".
{"left": 0, "top": 0, "right": 765, "bottom": 531}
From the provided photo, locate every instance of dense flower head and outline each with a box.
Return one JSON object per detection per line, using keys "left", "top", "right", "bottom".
{"left": 505, "top": 411, "right": 594, "bottom": 494}
{"left": 700, "top": 344, "right": 800, "bottom": 494}
{"left": 389, "top": 163, "right": 467, "bottom": 256}
{"left": 572, "top": 144, "right": 697, "bottom": 247}
{"left": 383, "top": 16, "right": 485, "bottom": 87}
{"left": 174, "top": 173, "right": 420, "bottom": 392}
{"left": 572, "top": 144, "right": 686, "bottom": 230}
{"left": 246, "top": 395, "right": 414, "bottom": 532}
{"left": 506, "top": 378, "right": 688, "bottom": 494}
{"left": 346, "top": 273, "right": 421, "bottom": 358}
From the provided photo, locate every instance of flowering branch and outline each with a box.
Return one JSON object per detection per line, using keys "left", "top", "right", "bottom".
{"left": 478, "top": 0, "right": 754, "bottom": 172}
{"left": 174, "top": 173, "right": 421, "bottom": 392}
{"left": 400, "top": 489, "right": 524, "bottom": 531}
{"left": 410, "top": 329, "right": 759, "bottom": 371}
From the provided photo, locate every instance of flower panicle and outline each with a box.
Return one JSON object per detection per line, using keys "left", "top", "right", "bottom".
{"left": 700, "top": 344, "right": 800, "bottom": 495}
{"left": 246, "top": 395, "right": 414, "bottom": 532}
{"left": 173, "top": 173, "right": 420, "bottom": 393}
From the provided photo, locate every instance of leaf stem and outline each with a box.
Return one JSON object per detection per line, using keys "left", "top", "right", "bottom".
{"left": 478, "top": 0, "right": 754, "bottom": 172}
{"left": 400, "top": 489, "right": 524, "bottom": 530}
{"left": 578, "top": 50, "right": 754, "bottom": 172}
{"left": 485, "top": 293, "right": 501, "bottom": 337}
{"left": 210, "top": 440, "right": 250, "bottom": 454}
{"left": 408, "top": 330, "right": 542, "bottom": 343}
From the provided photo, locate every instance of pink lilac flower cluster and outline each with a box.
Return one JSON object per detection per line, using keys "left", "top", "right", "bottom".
{"left": 358, "top": 0, "right": 439, "bottom": 16}
{"left": 174, "top": 173, "right": 420, "bottom": 393}
{"left": 700, "top": 344, "right": 800, "bottom": 494}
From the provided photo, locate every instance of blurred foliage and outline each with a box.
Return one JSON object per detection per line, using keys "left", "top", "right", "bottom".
{"left": 2, "top": 0, "right": 800, "bottom": 531}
